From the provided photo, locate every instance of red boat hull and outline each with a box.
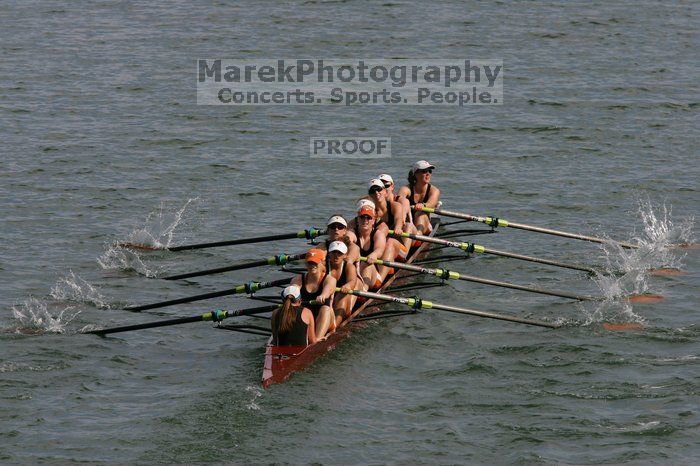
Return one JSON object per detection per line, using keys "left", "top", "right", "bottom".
{"left": 262, "top": 218, "right": 440, "bottom": 388}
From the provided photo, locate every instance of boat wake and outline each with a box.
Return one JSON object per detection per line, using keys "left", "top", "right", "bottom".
{"left": 97, "top": 198, "right": 198, "bottom": 277}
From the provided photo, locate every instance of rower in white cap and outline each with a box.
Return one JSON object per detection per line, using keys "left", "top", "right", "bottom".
{"left": 326, "top": 240, "right": 360, "bottom": 324}
{"left": 398, "top": 160, "right": 441, "bottom": 234}
{"left": 319, "top": 214, "right": 361, "bottom": 265}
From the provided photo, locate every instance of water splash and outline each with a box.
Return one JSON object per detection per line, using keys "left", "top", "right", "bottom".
{"left": 576, "top": 199, "right": 693, "bottom": 327}
{"left": 594, "top": 199, "right": 693, "bottom": 295}
{"left": 579, "top": 298, "right": 645, "bottom": 328}
{"left": 50, "top": 271, "right": 110, "bottom": 309}
{"left": 97, "top": 244, "right": 159, "bottom": 277}
{"left": 634, "top": 198, "right": 694, "bottom": 249}
{"left": 10, "top": 297, "right": 80, "bottom": 334}
{"left": 97, "top": 198, "right": 198, "bottom": 276}
{"left": 125, "top": 198, "right": 198, "bottom": 250}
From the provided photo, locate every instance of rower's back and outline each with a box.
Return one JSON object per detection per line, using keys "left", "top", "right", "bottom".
{"left": 271, "top": 286, "right": 317, "bottom": 346}
{"left": 272, "top": 308, "right": 309, "bottom": 346}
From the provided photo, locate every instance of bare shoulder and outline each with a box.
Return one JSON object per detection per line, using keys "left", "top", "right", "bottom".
{"left": 301, "top": 307, "right": 313, "bottom": 323}
{"left": 291, "top": 274, "right": 302, "bottom": 286}
{"left": 397, "top": 185, "right": 410, "bottom": 197}
{"left": 428, "top": 185, "right": 441, "bottom": 204}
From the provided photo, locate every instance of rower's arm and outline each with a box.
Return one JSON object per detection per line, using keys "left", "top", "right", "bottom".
{"left": 318, "top": 274, "right": 338, "bottom": 303}
{"left": 368, "top": 228, "right": 387, "bottom": 261}
{"left": 398, "top": 196, "right": 413, "bottom": 224}
{"left": 425, "top": 186, "right": 441, "bottom": 208}
{"left": 291, "top": 275, "right": 302, "bottom": 287}
{"left": 397, "top": 185, "right": 410, "bottom": 199}
{"left": 391, "top": 200, "right": 405, "bottom": 231}
{"left": 345, "top": 260, "right": 358, "bottom": 283}
{"left": 302, "top": 308, "right": 318, "bottom": 345}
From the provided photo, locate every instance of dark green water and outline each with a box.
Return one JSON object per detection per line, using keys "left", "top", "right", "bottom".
{"left": 1, "top": 1, "right": 698, "bottom": 464}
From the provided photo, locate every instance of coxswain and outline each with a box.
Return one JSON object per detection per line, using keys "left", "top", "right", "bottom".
{"left": 290, "top": 249, "right": 337, "bottom": 339}
{"left": 398, "top": 160, "right": 441, "bottom": 234}
{"left": 326, "top": 240, "right": 360, "bottom": 324}
{"left": 271, "top": 285, "right": 317, "bottom": 346}
{"left": 346, "top": 200, "right": 387, "bottom": 290}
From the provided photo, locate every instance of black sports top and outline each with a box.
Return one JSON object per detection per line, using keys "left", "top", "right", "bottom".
{"left": 273, "top": 309, "right": 308, "bottom": 346}
{"left": 301, "top": 271, "right": 328, "bottom": 316}
{"left": 354, "top": 220, "right": 384, "bottom": 256}
{"left": 385, "top": 201, "right": 396, "bottom": 229}
{"left": 409, "top": 183, "right": 432, "bottom": 206}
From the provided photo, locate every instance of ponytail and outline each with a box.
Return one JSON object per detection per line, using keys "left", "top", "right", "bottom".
{"left": 407, "top": 170, "right": 416, "bottom": 186}
{"left": 277, "top": 295, "right": 298, "bottom": 334}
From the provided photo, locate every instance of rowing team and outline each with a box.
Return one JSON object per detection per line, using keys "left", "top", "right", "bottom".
{"left": 271, "top": 160, "right": 441, "bottom": 347}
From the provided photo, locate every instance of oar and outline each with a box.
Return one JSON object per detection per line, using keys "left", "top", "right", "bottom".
{"left": 342, "top": 288, "right": 559, "bottom": 329}
{"left": 415, "top": 206, "right": 639, "bottom": 249}
{"left": 388, "top": 230, "right": 598, "bottom": 274}
{"left": 124, "top": 277, "right": 292, "bottom": 311}
{"left": 118, "top": 228, "right": 326, "bottom": 251}
{"left": 84, "top": 304, "right": 279, "bottom": 336}
{"left": 162, "top": 253, "right": 304, "bottom": 280}
{"left": 363, "top": 257, "right": 595, "bottom": 301}
{"left": 167, "top": 228, "right": 325, "bottom": 251}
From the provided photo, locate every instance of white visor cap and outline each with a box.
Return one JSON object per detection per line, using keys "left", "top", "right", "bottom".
{"left": 378, "top": 174, "right": 394, "bottom": 185}
{"left": 411, "top": 160, "right": 436, "bottom": 173}
{"left": 327, "top": 215, "right": 348, "bottom": 227}
{"left": 282, "top": 285, "right": 301, "bottom": 300}
{"left": 368, "top": 178, "right": 384, "bottom": 190}
{"left": 328, "top": 241, "right": 348, "bottom": 254}
{"left": 356, "top": 198, "right": 376, "bottom": 211}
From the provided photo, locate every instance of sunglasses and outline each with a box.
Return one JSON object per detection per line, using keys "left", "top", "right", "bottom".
{"left": 369, "top": 186, "right": 384, "bottom": 194}
{"left": 328, "top": 223, "right": 346, "bottom": 230}
{"left": 359, "top": 215, "right": 373, "bottom": 221}
{"left": 416, "top": 168, "right": 433, "bottom": 174}
{"left": 382, "top": 182, "right": 393, "bottom": 188}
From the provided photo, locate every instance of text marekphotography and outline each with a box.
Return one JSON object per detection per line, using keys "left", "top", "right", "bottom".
{"left": 310, "top": 137, "right": 391, "bottom": 159}
{"left": 197, "top": 59, "right": 503, "bottom": 107}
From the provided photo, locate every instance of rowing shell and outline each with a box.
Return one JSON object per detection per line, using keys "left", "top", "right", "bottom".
{"left": 261, "top": 216, "right": 442, "bottom": 388}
